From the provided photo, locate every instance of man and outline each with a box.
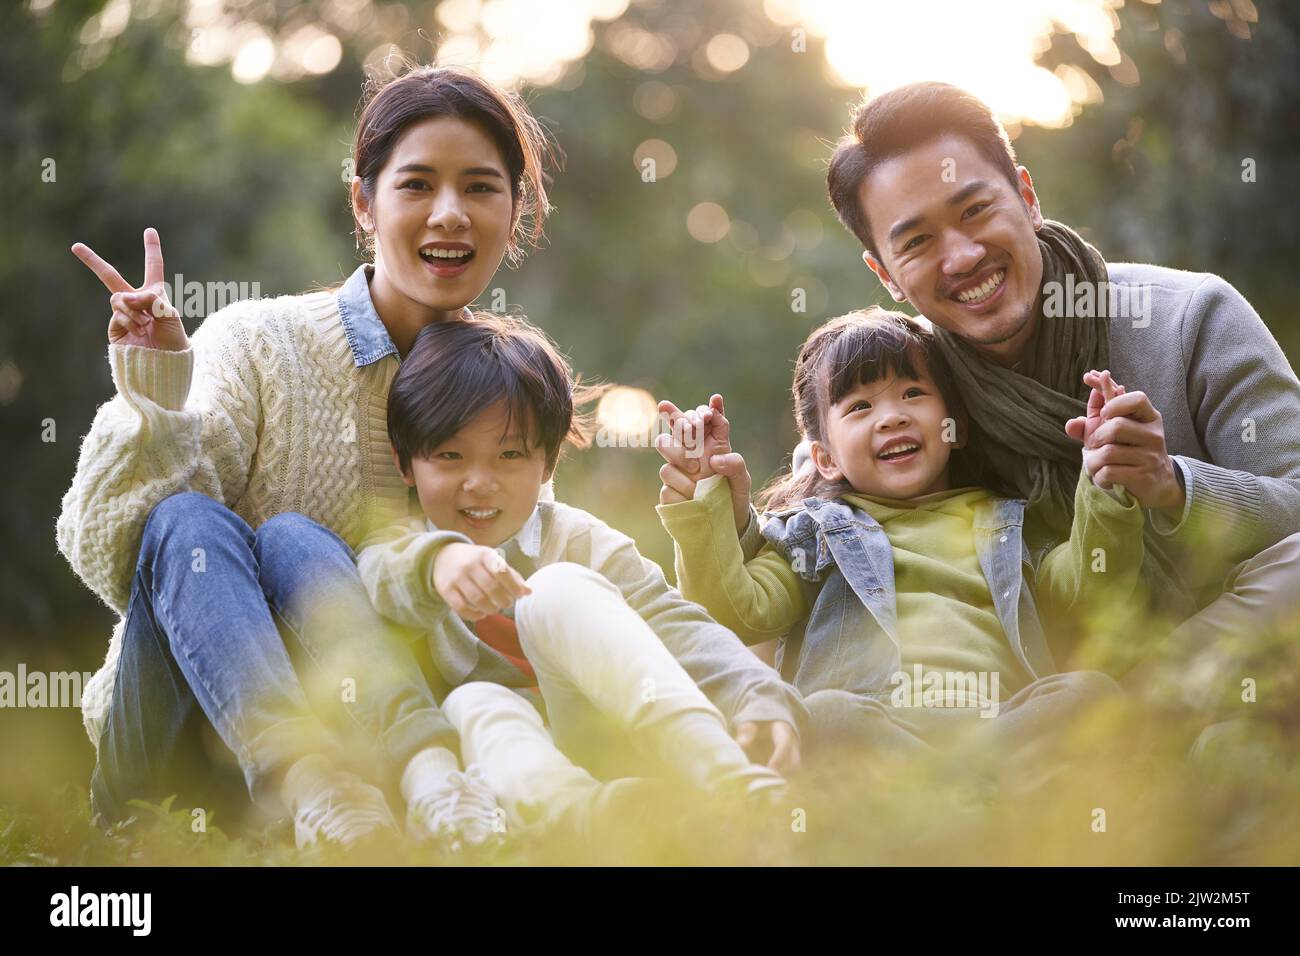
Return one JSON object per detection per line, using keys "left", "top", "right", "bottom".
{"left": 659, "top": 82, "right": 1300, "bottom": 741}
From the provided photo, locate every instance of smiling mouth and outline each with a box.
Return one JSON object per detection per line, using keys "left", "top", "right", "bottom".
{"left": 952, "top": 268, "right": 1006, "bottom": 305}
{"left": 460, "top": 507, "right": 500, "bottom": 523}
{"left": 877, "top": 441, "right": 922, "bottom": 462}
{"left": 420, "top": 248, "right": 475, "bottom": 265}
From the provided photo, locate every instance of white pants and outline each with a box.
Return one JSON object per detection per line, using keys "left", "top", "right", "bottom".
{"left": 442, "top": 562, "right": 756, "bottom": 831}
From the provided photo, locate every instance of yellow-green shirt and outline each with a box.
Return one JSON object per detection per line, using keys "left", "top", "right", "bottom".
{"left": 657, "top": 467, "right": 1144, "bottom": 702}
{"left": 841, "top": 487, "right": 1032, "bottom": 698}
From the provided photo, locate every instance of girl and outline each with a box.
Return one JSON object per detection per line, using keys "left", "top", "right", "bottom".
{"left": 655, "top": 309, "right": 1146, "bottom": 787}
{"left": 60, "top": 63, "right": 556, "bottom": 849}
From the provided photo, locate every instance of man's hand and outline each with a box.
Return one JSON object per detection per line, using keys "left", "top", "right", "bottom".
{"left": 432, "top": 542, "right": 532, "bottom": 622}
{"left": 734, "top": 720, "right": 801, "bottom": 776}
{"left": 655, "top": 394, "right": 754, "bottom": 533}
{"left": 1065, "top": 369, "right": 1185, "bottom": 517}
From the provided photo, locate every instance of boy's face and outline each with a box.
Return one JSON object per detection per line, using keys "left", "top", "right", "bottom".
{"left": 397, "top": 399, "right": 553, "bottom": 548}
{"left": 811, "top": 359, "right": 960, "bottom": 500}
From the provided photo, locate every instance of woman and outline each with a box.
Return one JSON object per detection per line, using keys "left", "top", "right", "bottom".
{"left": 59, "top": 63, "right": 556, "bottom": 849}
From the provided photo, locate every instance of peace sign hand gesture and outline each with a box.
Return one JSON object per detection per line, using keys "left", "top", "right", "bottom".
{"left": 71, "top": 228, "right": 189, "bottom": 352}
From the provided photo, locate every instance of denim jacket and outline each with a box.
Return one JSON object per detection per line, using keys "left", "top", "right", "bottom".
{"left": 758, "top": 493, "right": 1058, "bottom": 698}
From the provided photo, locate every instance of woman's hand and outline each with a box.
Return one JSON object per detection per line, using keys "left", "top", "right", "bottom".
{"left": 72, "top": 227, "right": 189, "bottom": 352}
{"left": 432, "top": 542, "right": 532, "bottom": 622}
{"left": 655, "top": 394, "right": 753, "bottom": 533}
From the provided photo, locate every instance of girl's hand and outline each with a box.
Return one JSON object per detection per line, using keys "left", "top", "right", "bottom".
{"left": 656, "top": 395, "right": 753, "bottom": 532}
{"left": 433, "top": 542, "right": 532, "bottom": 622}
{"left": 72, "top": 228, "right": 189, "bottom": 352}
{"left": 1065, "top": 368, "right": 1124, "bottom": 449}
{"left": 1067, "top": 369, "right": 1123, "bottom": 488}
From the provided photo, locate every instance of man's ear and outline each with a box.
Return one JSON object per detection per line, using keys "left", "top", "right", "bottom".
{"left": 810, "top": 440, "right": 843, "bottom": 483}
{"left": 1016, "top": 166, "right": 1044, "bottom": 231}
{"left": 863, "top": 250, "right": 907, "bottom": 303}
{"left": 391, "top": 445, "right": 415, "bottom": 487}
{"left": 351, "top": 176, "right": 375, "bottom": 235}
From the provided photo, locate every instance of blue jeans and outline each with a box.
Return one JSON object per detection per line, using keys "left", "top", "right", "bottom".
{"left": 89, "top": 492, "right": 457, "bottom": 827}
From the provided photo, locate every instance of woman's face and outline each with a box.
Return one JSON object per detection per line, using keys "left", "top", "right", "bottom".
{"left": 354, "top": 116, "right": 514, "bottom": 318}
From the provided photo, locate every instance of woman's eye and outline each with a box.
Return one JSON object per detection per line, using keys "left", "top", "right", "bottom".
{"left": 849, "top": 400, "right": 871, "bottom": 413}
{"left": 468, "top": 182, "right": 500, "bottom": 193}
{"left": 904, "top": 387, "right": 925, "bottom": 398}
{"left": 501, "top": 450, "right": 524, "bottom": 460}
{"left": 400, "top": 180, "right": 430, "bottom": 191}
{"left": 436, "top": 451, "right": 461, "bottom": 461}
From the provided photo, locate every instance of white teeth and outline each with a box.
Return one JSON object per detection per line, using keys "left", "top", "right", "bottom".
{"left": 462, "top": 508, "right": 499, "bottom": 519}
{"left": 420, "top": 248, "right": 472, "bottom": 260}
{"left": 956, "top": 269, "right": 1005, "bottom": 303}
{"left": 879, "top": 442, "right": 920, "bottom": 459}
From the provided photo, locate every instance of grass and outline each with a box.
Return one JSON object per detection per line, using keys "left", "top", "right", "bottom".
{"left": 3, "top": 692, "right": 1299, "bottom": 867}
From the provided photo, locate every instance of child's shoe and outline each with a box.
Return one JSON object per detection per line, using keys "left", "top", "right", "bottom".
{"left": 406, "top": 764, "right": 506, "bottom": 852}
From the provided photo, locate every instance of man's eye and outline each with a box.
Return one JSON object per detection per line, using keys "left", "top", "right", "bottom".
{"left": 962, "top": 202, "right": 989, "bottom": 219}
{"left": 902, "top": 235, "right": 926, "bottom": 252}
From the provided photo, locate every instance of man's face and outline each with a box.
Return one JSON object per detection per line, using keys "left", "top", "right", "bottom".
{"left": 860, "top": 135, "right": 1045, "bottom": 367}
{"left": 397, "top": 400, "right": 552, "bottom": 548}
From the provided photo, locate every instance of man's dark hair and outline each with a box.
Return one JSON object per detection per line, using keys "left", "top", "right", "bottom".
{"left": 388, "top": 314, "right": 596, "bottom": 476}
{"left": 827, "top": 82, "right": 1020, "bottom": 258}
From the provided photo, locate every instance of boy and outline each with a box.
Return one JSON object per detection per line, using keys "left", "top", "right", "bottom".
{"left": 357, "top": 315, "right": 805, "bottom": 837}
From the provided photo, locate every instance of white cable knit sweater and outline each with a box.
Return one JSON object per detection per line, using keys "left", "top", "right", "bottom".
{"left": 57, "top": 288, "right": 418, "bottom": 748}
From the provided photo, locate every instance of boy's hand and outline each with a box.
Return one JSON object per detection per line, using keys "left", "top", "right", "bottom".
{"left": 735, "top": 720, "right": 801, "bottom": 776}
{"left": 655, "top": 394, "right": 754, "bottom": 533}
{"left": 432, "top": 542, "right": 532, "bottom": 622}
{"left": 1064, "top": 369, "right": 1185, "bottom": 516}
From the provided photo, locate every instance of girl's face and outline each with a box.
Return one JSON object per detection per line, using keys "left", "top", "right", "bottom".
{"left": 353, "top": 116, "right": 514, "bottom": 321}
{"left": 810, "top": 359, "right": 960, "bottom": 500}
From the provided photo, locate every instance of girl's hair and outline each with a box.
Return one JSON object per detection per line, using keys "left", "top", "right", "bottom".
{"left": 351, "top": 60, "right": 560, "bottom": 264}
{"left": 756, "top": 307, "right": 1006, "bottom": 512}
{"left": 388, "top": 312, "right": 605, "bottom": 477}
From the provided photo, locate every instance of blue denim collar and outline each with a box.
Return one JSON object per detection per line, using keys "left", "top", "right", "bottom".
{"left": 335, "top": 263, "right": 400, "bottom": 368}
{"left": 425, "top": 504, "right": 543, "bottom": 561}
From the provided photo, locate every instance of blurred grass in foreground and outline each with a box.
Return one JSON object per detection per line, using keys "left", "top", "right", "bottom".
{"left": 2, "top": 671, "right": 1298, "bottom": 866}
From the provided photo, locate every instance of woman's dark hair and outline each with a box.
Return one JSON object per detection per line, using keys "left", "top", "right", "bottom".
{"left": 827, "top": 81, "right": 1019, "bottom": 259}
{"left": 351, "top": 61, "right": 559, "bottom": 263}
{"left": 388, "top": 313, "right": 603, "bottom": 477}
{"left": 756, "top": 307, "right": 1008, "bottom": 512}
